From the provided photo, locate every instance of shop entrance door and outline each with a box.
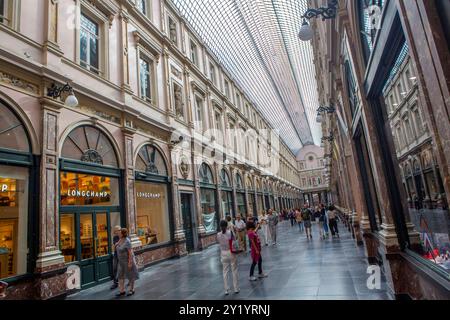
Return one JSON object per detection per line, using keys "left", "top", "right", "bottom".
{"left": 61, "top": 209, "right": 119, "bottom": 288}
{"left": 181, "top": 194, "right": 195, "bottom": 252}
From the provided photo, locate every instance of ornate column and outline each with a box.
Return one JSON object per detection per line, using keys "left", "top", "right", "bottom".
{"left": 162, "top": 47, "right": 174, "bottom": 121}
{"left": 169, "top": 145, "right": 187, "bottom": 256}
{"left": 184, "top": 68, "right": 194, "bottom": 129}
{"left": 230, "top": 167, "right": 238, "bottom": 217}
{"left": 214, "top": 162, "right": 224, "bottom": 219}
{"left": 192, "top": 158, "right": 206, "bottom": 249}
{"left": 35, "top": 97, "right": 66, "bottom": 299}
{"left": 119, "top": 10, "right": 133, "bottom": 99}
{"left": 122, "top": 124, "right": 141, "bottom": 248}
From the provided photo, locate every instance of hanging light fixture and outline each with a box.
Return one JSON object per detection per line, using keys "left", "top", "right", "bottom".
{"left": 298, "top": 19, "right": 314, "bottom": 42}
{"left": 299, "top": 0, "right": 339, "bottom": 42}
{"left": 47, "top": 82, "right": 79, "bottom": 107}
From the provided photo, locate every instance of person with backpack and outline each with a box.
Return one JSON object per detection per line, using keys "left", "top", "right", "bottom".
{"left": 301, "top": 204, "right": 313, "bottom": 239}
{"left": 217, "top": 220, "right": 240, "bottom": 295}
{"left": 327, "top": 205, "right": 340, "bottom": 238}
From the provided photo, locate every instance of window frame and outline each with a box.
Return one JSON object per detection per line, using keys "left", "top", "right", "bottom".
{"left": 76, "top": 3, "right": 110, "bottom": 78}
{"left": 190, "top": 39, "right": 198, "bottom": 67}
{"left": 0, "top": 0, "right": 20, "bottom": 29}
{"left": 136, "top": 0, "right": 152, "bottom": 20}
{"left": 137, "top": 47, "right": 158, "bottom": 106}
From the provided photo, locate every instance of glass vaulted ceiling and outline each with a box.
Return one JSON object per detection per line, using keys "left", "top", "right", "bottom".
{"left": 170, "top": 0, "right": 321, "bottom": 153}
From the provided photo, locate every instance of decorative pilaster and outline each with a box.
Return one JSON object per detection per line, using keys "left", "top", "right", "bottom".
{"left": 122, "top": 125, "right": 141, "bottom": 248}
{"left": 230, "top": 167, "right": 239, "bottom": 217}
{"left": 169, "top": 145, "right": 187, "bottom": 256}
{"left": 119, "top": 10, "right": 133, "bottom": 97}
{"left": 215, "top": 164, "right": 224, "bottom": 220}
{"left": 36, "top": 98, "right": 65, "bottom": 273}
{"left": 193, "top": 160, "right": 206, "bottom": 248}
{"left": 162, "top": 47, "right": 174, "bottom": 121}
{"left": 43, "top": 0, "right": 64, "bottom": 62}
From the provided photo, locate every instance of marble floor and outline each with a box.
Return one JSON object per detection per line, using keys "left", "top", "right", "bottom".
{"left": 67, "top": 220, "right": 393, "bottom": 300}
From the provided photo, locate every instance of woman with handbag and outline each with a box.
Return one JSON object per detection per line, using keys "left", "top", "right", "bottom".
{"left": 115, "top": 228, "right": 139, "bottom": 297}
{"left": 217, "top": 220, "right": 240, "bottom": 295}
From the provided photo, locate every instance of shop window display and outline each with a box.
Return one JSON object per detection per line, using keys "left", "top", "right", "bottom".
{"left": 60, "top": 172, "right": 119, "bottom": 206}
{"left": 382, "top": 50, "right": 450, "bottom": 271}
{"left": 221, "top": 190, "right": 233, "bottom": 217}
{"left": 236, "top": 193, "right": 246, "bottom": 217}
{"left": 0, "top": 166, "right": 28, "bottom": 279}
{"left": 60, "top": 214, "right": 76, "bottom": 263}
{"left": 201, "top": 189, "right": 217, "bottom": 233}
{"left": 135, "top": 181, "right": 170, "bottom": 246}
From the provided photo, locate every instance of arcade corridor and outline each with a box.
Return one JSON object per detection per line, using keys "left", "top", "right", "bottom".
{"left": 68, "top": 221, "right": 391, "bottom": 300}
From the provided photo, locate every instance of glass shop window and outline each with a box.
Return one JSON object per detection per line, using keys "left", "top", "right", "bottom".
{"left": 135, "top": 181, "right": 170, "bottom": 246}
{"left": 0, "top": 166, "right": 29, "bottom": 280}
{"left": 200, "top": 189, "right": 217, "bottom": 233}
{"left": 382, "top": 50, "right": 450, "bottom": 273}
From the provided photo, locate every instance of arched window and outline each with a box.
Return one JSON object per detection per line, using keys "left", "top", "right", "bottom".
{"left": 199, "top": 163, "right": 214, "bottom": 184}
{"left": 0, "top": 101, "right": 32, "bottom": 281}
{"left": 61, "top": 125, "right": 118, "bottom": 167}
{"left": 136, "top": 145, "right": 168, "bottom": 176}
{"left": 235, "top": 173, "right": 243, "bottom": 189}
{"left": 246, "top": 176, "right": 253, "bottom": 191}
{"left": 220, "top": 169, "right": 231, "bottom": 187}
{"left": 0, "top": 102, "right": 30, "bottom": 153}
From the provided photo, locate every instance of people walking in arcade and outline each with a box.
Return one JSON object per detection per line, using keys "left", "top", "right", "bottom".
{"left": 301, "top": 204, "right": 313, "bottom": 239}
{"left": 267, "top": 209, "right": 278, "bottom": 245}
{"left": 217, "top": 220, "right": 240, "bottom": 295}
{"left": 235, "top": 215, "right": 247, "bottom": 251}
{"left": 247, "top": 221, "right": 268, "bottom": 281}
{"left": 258, "top": 210, "right": 270, "bottom": 246}
{"left": 115, "top": 228, "right": 139, "bottom": 297}
{"left": 327, "top": 205, "right": 340, "bottom": 238}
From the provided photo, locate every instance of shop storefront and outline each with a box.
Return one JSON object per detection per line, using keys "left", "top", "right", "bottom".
{"left": 59, "top": 125, "right": 123, "bottom": 288}
{"left": 134, "top": 144, "right": 171, "bottom": 247}
{"left": 220, "top": 169, "right": 233, "bottom": 218}
{"left": 235, "top": 173, "right": 246, "bottom": 217}
{"left": 246, "top": 176, "right": 256, "bottom": 218}
{"left": 0, "top": 102, "right": 35, "bottom": 283}
{"left": 199, "top": 163, "right": 218, "bottom": 233}
{"left": 256, "top": 181, "right": 264, "bottom": 214}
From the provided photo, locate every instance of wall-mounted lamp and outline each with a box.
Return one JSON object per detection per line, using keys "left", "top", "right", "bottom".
{"left": 321, "top": 134, "right": 335, "bottom": 143}
{"left": 316, "top": 105, "right": 336, "bottom": 123}
{"left": 299, "top": 0, "right": 339, "bottom": 42}
{"left": 47, "top": 82, "right": 79, "bottom": 107}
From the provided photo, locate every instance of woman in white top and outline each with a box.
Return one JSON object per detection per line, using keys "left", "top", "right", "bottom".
{"left": 217, "top": 220, "right": 240, "bottom": 295}
{"left": 258, "top": 211, "right": 270, "bottom": 246}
